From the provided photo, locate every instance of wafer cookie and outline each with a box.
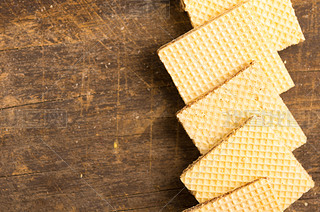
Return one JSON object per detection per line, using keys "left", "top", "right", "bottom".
{"left": 183, "top": 178, "right": 282, "bottom": 212}
{"left": 158, "top": 1, "right": 293, "bottom": 104}
{"left": 180, "top": 117, "right": 314, "bottom": 210}
{"left": 177, "top": 62, "right": 306, "bottom": 154}
{"left": 182, "top": 0, "right": 304, "bottom": 51}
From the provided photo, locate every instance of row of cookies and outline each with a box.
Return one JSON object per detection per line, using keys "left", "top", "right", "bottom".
{"left": 157, "top": 0, "right": 314, "bottom": 211}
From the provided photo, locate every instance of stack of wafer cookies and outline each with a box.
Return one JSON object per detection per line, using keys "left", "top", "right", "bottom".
{"left": 158, "top": 1, "right": 293, "bottom": 104}
{"left": 176, "top": 62, "right": 306, "bottom": 154}
{"left": 157, "top": 0, "right": 314, "bottom": 211}
{"left": 181, "top": 0, "right": 304, "bottom": 51}
{"left": 180, "top": 117, "right": 314, "bottom": 210}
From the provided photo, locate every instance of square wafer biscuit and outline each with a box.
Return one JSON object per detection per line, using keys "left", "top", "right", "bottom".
{"left": 182, "top": 0, "right": 304, "bottom": 51}
{"left": 184, "top": 178, "right": 282, "bottom": 212}
{"left": 180, "top": 117, "right": 314, "bottom": 210}
{"left": 158, "top": 1, "right": 294, "bottom": 104}
{"left": 177, "top": 62, "right": 306, "bottom": 154}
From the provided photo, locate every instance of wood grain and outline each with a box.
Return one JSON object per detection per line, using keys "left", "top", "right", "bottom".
{"left": 0, "top": 0, "right": 319, "bottom": 211}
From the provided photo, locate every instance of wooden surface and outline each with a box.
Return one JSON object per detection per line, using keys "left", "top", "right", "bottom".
{"left": 0, "top": 0, "right": 319, "bottom": 211}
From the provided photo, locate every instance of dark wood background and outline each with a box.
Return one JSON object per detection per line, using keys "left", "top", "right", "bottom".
{"left": 0, "top": 0, "right": 319, "bottom": 211}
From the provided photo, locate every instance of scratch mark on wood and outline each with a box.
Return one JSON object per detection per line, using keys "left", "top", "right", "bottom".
{"left": 115, "top": 41, "right": 121, "bottom": 161}
{"left": 130, "top": 70, "right": 151, "bottom": 89}
{"left": 41, "top": 44, "right": 46, "bottom": 102}
{"left": 124, "top": 69, "right": 129, "bottom": 96}
{"left": 149, "top": 56, "right": 154, "bottom": 174}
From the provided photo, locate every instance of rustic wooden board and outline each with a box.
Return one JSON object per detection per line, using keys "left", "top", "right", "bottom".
{"left": 0, "top": 0, "right": 319, "bottom": 211}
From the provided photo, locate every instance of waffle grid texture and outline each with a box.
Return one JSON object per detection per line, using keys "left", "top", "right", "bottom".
{"left": 177, "top": 63, "right": 306, "bottom": 154}
{"left": 180, "top": 117, "right": 314, "bottom": 210}
{"left": 158, "top": 1, "right": 294, "bottom": 104}
{"left": 184, "top": 178, "right": 282, "bottom": 212}
{"left": 182, "top": 0, "right": 304, "bottom": 51}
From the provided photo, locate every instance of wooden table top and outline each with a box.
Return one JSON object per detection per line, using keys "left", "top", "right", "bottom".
{"left": 0, "top": 0, "right": 319, "bottom": 211}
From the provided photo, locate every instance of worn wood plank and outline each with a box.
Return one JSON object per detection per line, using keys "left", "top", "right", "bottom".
{"left": 0, "top": 0, "right": 319, "bottom": 211}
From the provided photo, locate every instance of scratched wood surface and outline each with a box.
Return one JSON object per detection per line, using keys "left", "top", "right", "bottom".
{"left": 0, "top": 0, "right": 319, "bottom": 211}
